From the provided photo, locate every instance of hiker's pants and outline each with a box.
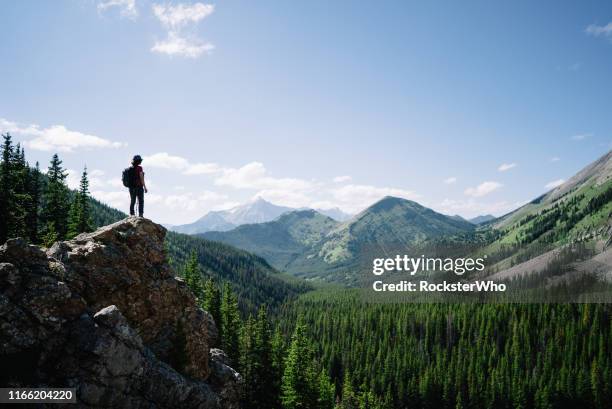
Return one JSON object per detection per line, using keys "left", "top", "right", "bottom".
{"left": 129, "top": 186, "right": 144, "bottom": 216}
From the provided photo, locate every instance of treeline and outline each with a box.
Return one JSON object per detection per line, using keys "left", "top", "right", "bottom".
{"left": 166, "top": 231, "right": 310, "bottom": 314}
{"left": 0, "top": 133, "right": 95, "bottom": 245}
{"left": 275, "top": 291, "right": 611, "bottom": 409}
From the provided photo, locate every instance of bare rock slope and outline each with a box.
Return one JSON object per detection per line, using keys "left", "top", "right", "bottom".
{"left": 0, "top": 217, "right": 240, "bottom": 408}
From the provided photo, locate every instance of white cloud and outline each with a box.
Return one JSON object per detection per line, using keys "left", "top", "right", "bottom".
{"left": 0, "top": 118, "right": 125, "bottom": 153}
{"left": 90, "top": 169, "right": 105, "bottom": 177}
{"left": 550, "top": 156, "right": 560, "bottom": 162}
{"left": 143, "top": 152, "right": 222, "bottom": 176}
{"left": 151, "top": 32, "right": 214, "bottom": 58}
{"left": 91, "top": 190, "right": 128, "bottom": 209}
{"left": 152, "top": 3, "right": 214, "bottom": 28}
{"left": 214, "top": 162, "right": 313, "bottom": 191}
{"left": 497, "top": 163, "right": 517, "bottom": 172}
{"left": 333, "top": 175, "right": 352, "bottom": 183}
{"left": 586, "top": 22, "right": 612, "bottom": 38}
{"left": 253, "top": 189, "right": 312, "bottom": 209}
{"left": 144, "top": 152, "right": 190, "bottom": 170}
{"left": 331, "top": 184, "right": 420, "bottom": 214}
{"left": 97, "top": 0, "right": 138, "bottom": 19}
{"left": 545, "top": 179, "right": 565, "bottom": 190}
{"left": 444, "top": 177, "right": 457, "bottom": 184}
{"left": 151, "top": 2, "right": 215, "bottom": 58}
{"left": 571, "top": 133, "right": 590, "bottom": 141}
{"left": 164, "top": 191, "right": 233, "bottom": 213}
{"left": 435, "top": 199, "right": 519, "bottom": 218}
{"left": 184, "top": 162, "right": 222, "bottom": 175}
{"left": 464, "top": 181, "right": 502, "bottom": 198}
{"left": 66, "top": 169, "right": 80, "bottom": 190}
{"left": 108, "top": 179, "right": 124, "bottom": 188}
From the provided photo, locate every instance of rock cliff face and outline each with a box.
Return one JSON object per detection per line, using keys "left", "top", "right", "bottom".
{"left": 0, "top": 217, "right": 241, "bottom": 408}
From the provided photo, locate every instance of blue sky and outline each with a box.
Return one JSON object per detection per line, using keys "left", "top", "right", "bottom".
{"left": 1, "top": 0, "right": 611, "bottom": 224}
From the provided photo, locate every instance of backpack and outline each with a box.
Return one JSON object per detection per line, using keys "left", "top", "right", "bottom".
{"left": 122, "top": 167, "right": 135, "bottom": 188}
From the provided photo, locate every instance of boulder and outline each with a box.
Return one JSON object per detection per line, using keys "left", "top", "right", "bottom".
{"left": 0, "top": 217, "right": 240, "bottom": 408}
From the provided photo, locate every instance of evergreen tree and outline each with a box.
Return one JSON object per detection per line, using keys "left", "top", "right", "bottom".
{"left": 11, "top": 144, "right": 28, "bottom": 238}
{"left": 41, "top": 154, "right": 70, "bottom": 240}
{"left": 252, "top": 307, "right": 276, "bottom": 408}
{"left": 183, "top": 250, "right": 203, "bottom": 301}
{"left": 318, "top": 369, "right": 336, "bottom": 409}
{"left": 240, "top": 315, "right": 258, "bottom": 408}
{"left": 281, "top": 321, "right": 318, "bottom": 409}
{"left": 203, "top": 278, "right": 222, "bottom": 336}
{"left": 221, "top": 282, "right": 241, "bottom": 363}
{"left": 340, "top": 371, "right": 359, "bottom": 409}
{"left": 42, "top": 221, "right": 59, "bottom": 248}
{"left": 67, "top": 167, "right": 93, "bottom": 238}
{"left": 0, "top": 133, "right": 16, "bottom": 242}
{"left": 25, "top": 162, "right": 41, "bottom": 243}
{"left": 271, "top": 326, "right": 287, "bottom": 408}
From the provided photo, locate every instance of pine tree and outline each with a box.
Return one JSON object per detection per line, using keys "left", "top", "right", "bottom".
{"left": 271, "top": 326, "right": 286, "bottom": 409}
{"left": 183, "top": 250, "right": 203, "bottom": 301}
{"left": 41, "top": 154, "right": 70, "bottom": 240}
{"left": 68, "top": 167, "right": 93, "bottom": 238}
{"left": 221, "top": 282, "right": 241, "bottom": 363}
{"left": 203, "top": 278, "right": 222, "bottom": 337}
{"left": 281, "top": 321, "right": 318, "bottom": 409}
{"left": 0, "top": 133, "right": 16, "bottom": 242}
{"left": 318, "top": 369, "right": 336, "bottom": 409}
{"left": 42, "top": 221, "right": 59, "bottom": 248}
{"left": 252, "top": 307, "right": 276, "bottom": 408}
{"left": 240, "top": 315, "right": 258, "bottom": 408}
{"left": 11, "top": 144, "right": 28, "bottom": 238}
{"left": 340, "top": 371, "right": 359, "bottom": 409}
{"left": 25, "top": 162, "right": 41, "bottom": 243}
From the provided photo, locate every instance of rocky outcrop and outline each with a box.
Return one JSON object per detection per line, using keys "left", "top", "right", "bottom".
{"left": 0, "top": 217, "right": 241, "bottom": 408}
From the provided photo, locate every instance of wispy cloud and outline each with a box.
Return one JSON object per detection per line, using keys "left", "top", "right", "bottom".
{"left": 151, "top": 2, "right": 215, "bottom": 58}
{"left": 436, "top": 198, "right": 519, "bottom": 218}
{"left": 571, "top": 133, "right": 590, "bottom": 141}
{"left": 0, "top": 118, "right": 125, "bottom": 152}
{"left": 333, "top": 175, "right": 352, "bottom": 183}
{"left": 330, "top": 184, "right": 420, "bottom": 214}
{"left": 152, "top": 3, "right": 214, "bottom": 28}
{"left": 464, "top": 181, "right": 502, "bottom": 198}
{"left": 550, "top": 156, "right": 560, "bottom": 162}
{"left": 545, "top": 179, "right": 565, "bottom": 190}
{"left": 444, "top": 177, "right": 457, "bottom": 184}
{"left": 497, "top": 163, "right": 517, "bottom": 172}
{"left": 97, "top": 0, "right": 138, "bottom": 19}
{"left": 586, "top": 22, "right": 612, "bottom": 39}
{"left": 151, "top": 32, "right": 214, "bottom": 58}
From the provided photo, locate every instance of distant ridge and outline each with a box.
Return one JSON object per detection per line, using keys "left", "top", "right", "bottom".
{"left": 169, "top": 197, "right": 293, "bottom": 234}
{"left": 469, "top": 214, "right": 496, "bottom": 225}
{"left": 170, "top": 197, "right": 352, "bottom": 234}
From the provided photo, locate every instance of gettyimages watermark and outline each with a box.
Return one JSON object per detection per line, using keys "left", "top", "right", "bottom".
{"left": 353, "top": 242, "right": 612, "bottom": 303}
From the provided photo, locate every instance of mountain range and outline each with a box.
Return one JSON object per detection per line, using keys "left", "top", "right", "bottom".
{"left": 200, "top": 150, "right": 612, "bottom": 286}
{"left": 202, "top": 196, "right": 477, "bottom": 282}
{"left": 169, "top": 197, "right": 352, "bottom": 234}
